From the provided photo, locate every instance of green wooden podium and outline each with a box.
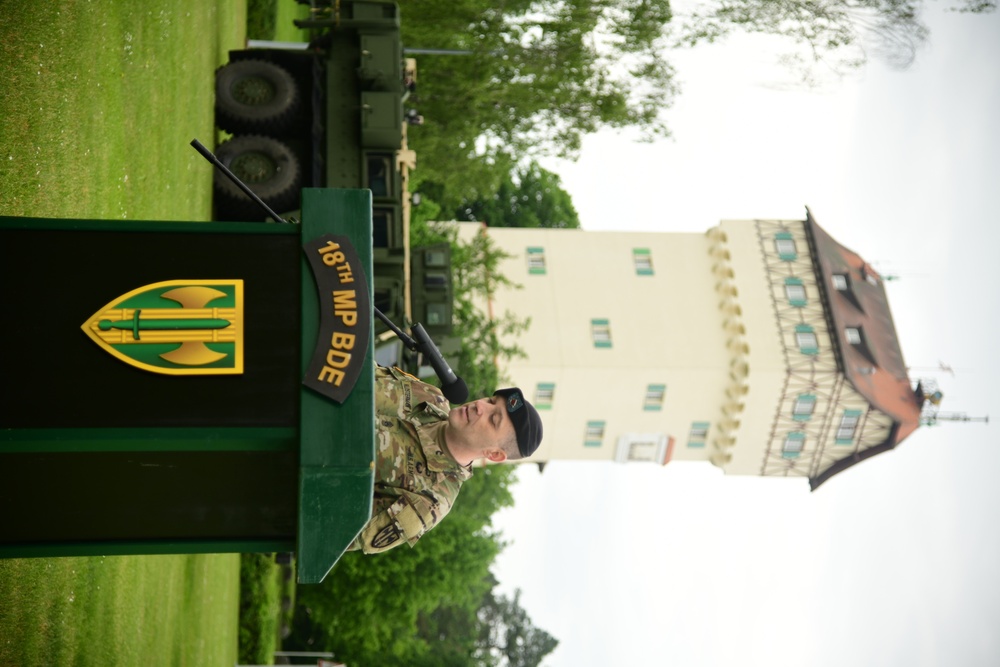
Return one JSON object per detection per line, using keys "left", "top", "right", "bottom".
{"left": 0, "top": 189, "right": 376, "bottom": 584}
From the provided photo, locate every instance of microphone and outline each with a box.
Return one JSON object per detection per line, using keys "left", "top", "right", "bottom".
{"left": 411, "top": 323, "right": 468, "bottom": 404}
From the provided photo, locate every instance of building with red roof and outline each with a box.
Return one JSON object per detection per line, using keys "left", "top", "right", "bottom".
{"left": 455, "top": 209, "right": 924, "bottom": 489}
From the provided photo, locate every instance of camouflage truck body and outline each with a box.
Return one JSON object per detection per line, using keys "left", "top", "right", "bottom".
{"left": 213, "top": 1, "right": 417, "bottom": 337}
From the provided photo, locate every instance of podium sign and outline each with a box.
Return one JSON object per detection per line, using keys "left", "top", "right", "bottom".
{"left": 0, "top": 189, "right": 376, "bottom": 584}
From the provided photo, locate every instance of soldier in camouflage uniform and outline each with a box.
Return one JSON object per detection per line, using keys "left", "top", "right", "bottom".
{"left": 348, "top": 365, "right": 543, "bottom": 554}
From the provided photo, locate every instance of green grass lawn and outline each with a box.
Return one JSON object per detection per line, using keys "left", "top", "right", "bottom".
{"left": 0, "top": 2, "right": 250, "bottom": 665}
{"left": 0, "top": 1, "right": 245, "bottom": 221}
{"left": 0, "top": 555, "right": 240, "bottom": 666}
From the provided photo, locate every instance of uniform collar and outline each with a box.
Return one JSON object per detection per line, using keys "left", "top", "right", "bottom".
{"left": 415, "top": 420, "right": 472, "bottom": 478}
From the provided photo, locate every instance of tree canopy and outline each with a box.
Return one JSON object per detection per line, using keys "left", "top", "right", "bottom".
{"left": 288, "top": 464, "right": 523, "bottom": 666}
{"left": 476, "top": 588, "right": 560, "bottom": 667}
{"left": 399, "top": 0, "right": 677, "bottom": 203}
{"left": 453, "top": 161, "right": 581, "bottom": 229}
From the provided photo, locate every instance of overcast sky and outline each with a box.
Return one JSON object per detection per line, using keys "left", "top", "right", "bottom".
{"left": 491, "top": 7, "right": 1000, "bottom": 666}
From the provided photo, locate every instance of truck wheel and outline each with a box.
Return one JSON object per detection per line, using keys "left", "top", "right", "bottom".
{"left": 213, "top": 135, "right": 302, "bottom": 220}
{"left": 215, "top": 60, "right": 300, "bottom": 134}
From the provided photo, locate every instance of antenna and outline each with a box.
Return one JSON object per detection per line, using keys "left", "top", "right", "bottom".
{"left": 914, "top": 378, "right": 989, "bottom": 427}
{"left": 908, "top": 362, "right": 957, "bottom": 377}
{"left": 921, "top": 413, "right": 989, "bottom": 427}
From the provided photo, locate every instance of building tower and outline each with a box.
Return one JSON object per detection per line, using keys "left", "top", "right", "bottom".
{"left": 455, "top": 209, "right": 923, "bottom": 489}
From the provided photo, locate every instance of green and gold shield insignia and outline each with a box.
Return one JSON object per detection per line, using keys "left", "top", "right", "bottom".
{"left": 81, "top": 280, "right": 244, "bottom": 375}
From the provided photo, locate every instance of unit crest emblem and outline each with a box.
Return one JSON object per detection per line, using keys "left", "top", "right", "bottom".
{"left": 81, "top": 280, "right": 244, "bottom": 375}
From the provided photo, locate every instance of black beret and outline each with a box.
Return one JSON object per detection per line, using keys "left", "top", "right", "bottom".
{"left": 493, "top": 388, "right": 543, "bottom": 458}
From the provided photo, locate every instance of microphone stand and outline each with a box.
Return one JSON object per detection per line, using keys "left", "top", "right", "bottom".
{"left": 373, "top": 308, "right": 418, "bottom": 351}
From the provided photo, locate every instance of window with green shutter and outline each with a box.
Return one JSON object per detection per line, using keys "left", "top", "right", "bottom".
{"left": 792, "top": 394, "right": 816, "bottom": 421}
{"left": 774, "top": 232, "right": 797, "bottom": 261}
{"left": 784, "top": 277, "right": 807, "bottom": 307}
{"left": 835, "top": 409, "right": 862, "bottom": 444}
{"left": 795, "top": 324, "right": 818, "bottom": 355}
{"left": 535, "top": 382, "right": 555, "bottom": 410}
{"left": 782, "top": 432, "right": 805, "bottom": 458}
{"left": 688, "top": 421, "right": 709, "bottom": 448}
{"left": 643, "top": 384, "right": 666, "bottom": 411}
{"left": 591, "top": 319, "right": 612, "bottom": 348}
{"left": 526, "top": 247, "right": 546, "bottom": 275}
{"left": 585, "top": 420, "right": 605, "bottom": 447}
{"left": 633, "top": 248, "right": 654, "bottom": 276}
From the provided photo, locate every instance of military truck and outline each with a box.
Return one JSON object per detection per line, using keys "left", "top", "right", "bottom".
{"left": 211, "top": 0, "right": 453, "bottom": 346}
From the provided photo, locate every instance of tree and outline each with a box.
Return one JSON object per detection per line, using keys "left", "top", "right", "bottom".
{"left": 476, "top": 589, "right": 560, "bottom": 667}
{"left": 399, "top": 0, "right": 677, "bottom": 201}
{"left": 410, "top": 212, "right": 531, "bottom": 399}
{"left": 454, "top": 161, "right": 581, "bottom": 229}
{"left": 449, "top": 227, "right": 531, "bottom": 398}
{"left": 288, "top": 464, "right": 521, "bottom": 666}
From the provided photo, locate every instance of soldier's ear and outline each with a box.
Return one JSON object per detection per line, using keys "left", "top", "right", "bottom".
{"left": 485, "top": 449, "right": 507, "bottom": 463}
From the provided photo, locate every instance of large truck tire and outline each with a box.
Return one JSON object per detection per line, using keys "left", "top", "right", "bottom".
{"left": 213, "top": 135, "right": 302, "bottom": 221}
{"left": 215, "top": 60, "right": 300, "bottom": 134}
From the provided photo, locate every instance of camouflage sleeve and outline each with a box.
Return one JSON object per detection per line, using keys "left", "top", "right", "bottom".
{"left": 347, "top": 475, "right": 464, "bottom": 554}
{"left": 374, "top": 365, "right": 405, "bottom": 418}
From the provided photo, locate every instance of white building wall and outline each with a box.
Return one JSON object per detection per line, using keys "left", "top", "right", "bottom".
{"left": 457, "top": 223, "right": 737, "bottom": 464}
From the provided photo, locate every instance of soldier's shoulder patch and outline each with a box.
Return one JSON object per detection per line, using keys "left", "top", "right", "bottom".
{"left": 371, "top": 523, "right": 403, "bottom": 549}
